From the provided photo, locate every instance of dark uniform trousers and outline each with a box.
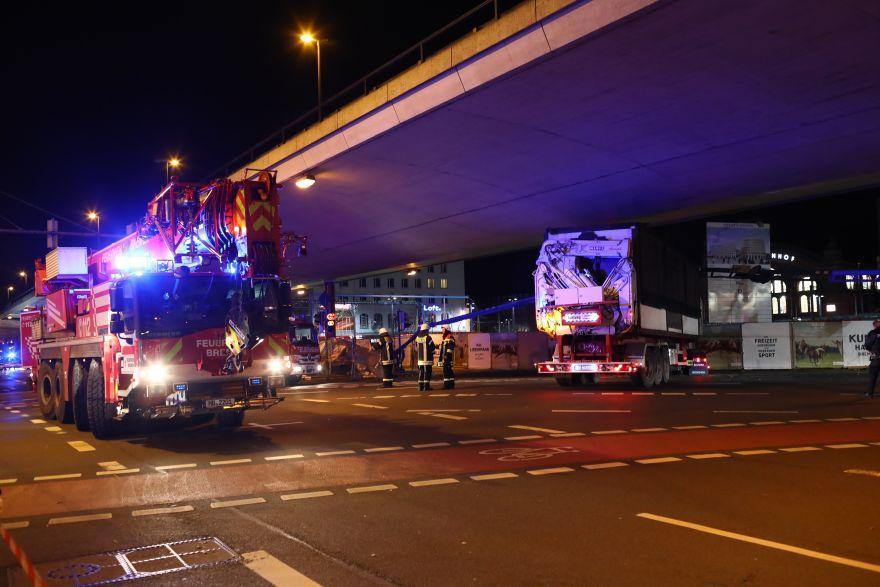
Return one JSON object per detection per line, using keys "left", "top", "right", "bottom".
{"left": 868, "top": 358, "right": 880, "bottom": 398}
{"left": 377, "top": 337, "right": 394, "bottom": 388}
{"left": 440, "top": 337, "right": 456, "bottom": 389}
{"left": 416, "top": 334, "right": 436, "bottom": 391}
{"left": 381, "top": 362, "right": 394, "bottom": 388}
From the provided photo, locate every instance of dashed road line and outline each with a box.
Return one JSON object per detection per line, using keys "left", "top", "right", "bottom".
{"left": 98, "top": 461, "right": 127, "bottom": 471}
{"left": 504, "top": 435, "right": 542, "bottom": 441}
{"left": 1, "top": 521, "right": 30, "bottom": 530}
{"left": 552, "top": 409, "right": 631, "bottom": 413}
{"left": 632, "top": 427, "right": 667, "bottom": 433}
{"left": 0, "top": 479, "right": 17, "bottom": 485}
{"left": 686, "top": 453, "right": 730, "bottom": 460}
{"left": 509, "top": 425, "right": 567, "bottom": 434}
{"left": 749, "top": 421, "right": 785, "bottom": 426}
{"left": 211, "top": 497, "right": 267, "bottom": 509}
{"left": 243, "top": 549, "right": 321, "bottom": 587}
{"left": 714, "top": 410, "right": 798, "bottom": 414}
{"left": 155, "top": 463, "right": 197, "bottom": 471}
{"left": 43, "top": 426, "right": 62, "bottom": 432}
{"left": 346, "top": 484, "right": 397, "bottom": 494}
{"left": 471, "top": 472, "right": 518, "bottom": 481}
{"left": 583, "top": 462, "right": 629, "bottom": 470}
{"left": 34, "top": 473, "right": 81, "bottom": 481}
{"left": 48, "top": 513, "right": 112, "bottom": 525}
{"left": 132, "top": 505, "right": 194, "bottom": 517}
{"left": 410, "top": 478, "right": 459, "bottom": 487}
{"left": 845, "top": 469, "right": 880, "bottom": 478}
{"left": 550, "top": 432, "right": 586, "bottom": 437}
{"left": 264, "top": 454, "right": 305, "bottom": 461}
{"left": 364, "top": 446, "right": 404, "bottom": 453}
{"left": 210, "top": 458, "right": 253, "bottom": 466}
{"left": 826, "top": 443, "right": 868, "bottom": 449}
{"left": 96, "top": 468, "right": 140, "bottom": 476}
{"left": 29, "top": 419, "right": 45, "bottom": 424}
{"left": 826, "top": 417, "right": 859, "bottom": 422}
{"left": 591, "top": 430, "right": 627, "bottom": 435}
{"left": 299, "top": 398, "right": 330, "bottom": 403}
{"left": 636, "top": 457, "right": 682, "bottom": 464}
{"left": 735, "top": 449, "right": 777, "bottom": 456}
{"left": 281, "top": 490, "right": 334, "bottom": 501}
{"left": 412, "top": 442, "right": 451, "bottom": 449}
{"left": 352, "top": 403, "right": 389, "bottom": 409}
{"left": 459, "top": 439, "right": 496, "bottom": 445}
{"left": 711, "top": 423, "right": 745, "bottom": 428}
{"left": 316, "top": 450, "right": 355, "bottom": 456}
{"left": 780, "top": 446, "right": 821, "bottom": 452}
{"left": 790, "top": 419, "right": 822, "bottom": 423}
{"left": 637, "top": 512, "right": 880, "bottom": 574}
{"left": 418, "top": 412, "right": 466, "bottom": 420}
{"left": 527, "top": 467, "right": 574, "bottom": 476}
{"left": 673, "top": 425, "right": 708, "bottom": 430}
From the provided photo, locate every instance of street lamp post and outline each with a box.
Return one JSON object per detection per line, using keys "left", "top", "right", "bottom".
{"left": 167, "top": 158, "right": 181, "bottom": 183}
{"left": 87, "top": 211, "right": 100, "bottom": 234}
{"left": 6, "top": 286, "right": 13, "bottom": 302}
{"left": 18, "top": 271, "right": 27, "bottom": 289}
{"left": 299, "top": 33, "right": 322, "bottom": 121}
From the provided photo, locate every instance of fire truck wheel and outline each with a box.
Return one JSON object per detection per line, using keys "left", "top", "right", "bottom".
{"left": 71, "top": 361, "right": 90, "bottom": 431}
{"left": 54, "top": 370, "right": 74, "bottom": 423}
{"left": 36, "top": 363, "right": 57, "bottom": 419}
{"left": 554, "top": 375, "right": 574, "bottom": 387}
{"left": 638, "top": 349, "right": 656, "bottom": 389}
{"left": 216, "top": 409, "right": 245, "bottom": 429}
{"left": 86, "top": 359, "right": 115, "bottom": 439}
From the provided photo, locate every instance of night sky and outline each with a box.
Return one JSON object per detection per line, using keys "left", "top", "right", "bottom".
{"left": 2, "top": 1, "right": 877, "bottom": 305}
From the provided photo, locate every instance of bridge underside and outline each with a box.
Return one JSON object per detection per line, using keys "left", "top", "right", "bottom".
{"left": 275, "top": 0, "right": 880, "bottom": 283}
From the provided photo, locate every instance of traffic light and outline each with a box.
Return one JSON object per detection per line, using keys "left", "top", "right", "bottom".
{"left": 325, "top": 312, "right": 336, "bottom": 338}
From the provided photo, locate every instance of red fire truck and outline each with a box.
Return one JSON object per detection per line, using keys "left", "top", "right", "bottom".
{"left": 21, "top": 170, "right": 297, "bottom": 438}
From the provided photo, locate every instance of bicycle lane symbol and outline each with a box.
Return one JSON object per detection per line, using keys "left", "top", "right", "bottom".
{"left": 479, "top": 446, "right": 579, "bottom": 462}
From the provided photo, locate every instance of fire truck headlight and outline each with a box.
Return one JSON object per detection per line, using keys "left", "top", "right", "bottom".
{"left": 142, "top": 362, "right": 169, "bottom": 385}
{"left": 268, "top": 358, "right": 285, "bottom": 374}
{"left": 291, "top": 364, "right": 303, "bottom": 374}
{"left": 315, "top": 364, "right": 323, "bottom": 373}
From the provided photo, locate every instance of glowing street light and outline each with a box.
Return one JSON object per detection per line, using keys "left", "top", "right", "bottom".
{"left": 294, "top": 174, "right": 316, "bottom": 189}
{"left": 6, "top": 285, "right": 13, "bottom": 302}
{"left": 166, "top": 157, "right": 181, "bottom": 183}
{"left": 18, "top": 271, "right": 27, "bottom": 288}
{"left": 298, "top": 31, "right": 323, "bottom": 121}
{"left": 86, "top": 210, "right": 101, "bottom": 234}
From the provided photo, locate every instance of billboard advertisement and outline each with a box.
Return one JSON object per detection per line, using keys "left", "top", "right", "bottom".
{"left": 698, "top": 337, "right": 743, "bottom": 370}
{"left": 742, "top": 322, "right": 791, "bottom": 370}
{"left": 842, "top": 320, "right": 874, "bottom": 368}
{"left": 706, "top": 222, "right": 772, "bottom": 324}
{"left": 468, "top": 333, "right": 491, "bottom": 370}
{"left": 791, "top": 322, "right": 843, "bottom": 368}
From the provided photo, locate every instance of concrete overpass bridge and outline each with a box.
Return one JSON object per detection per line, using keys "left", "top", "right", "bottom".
{"left": 225, "top": 0, "right": 880, "bottom": 284}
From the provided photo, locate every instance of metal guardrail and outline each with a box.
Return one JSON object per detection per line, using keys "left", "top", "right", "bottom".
{"left": 205, "top": 0, "right": 512, "bottom": 180}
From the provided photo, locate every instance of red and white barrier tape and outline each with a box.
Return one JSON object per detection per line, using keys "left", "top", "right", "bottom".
{"left": 1, "top": 525, "right": 45, "bottom": 587}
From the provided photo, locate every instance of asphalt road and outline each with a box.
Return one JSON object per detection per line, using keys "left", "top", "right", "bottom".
{"left": 2, "top": 370, "right": 880, "bottom": 586}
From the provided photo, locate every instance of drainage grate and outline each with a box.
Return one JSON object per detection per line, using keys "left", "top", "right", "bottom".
{"left": 38, "top": 537, "right": 239, "bottom": 586}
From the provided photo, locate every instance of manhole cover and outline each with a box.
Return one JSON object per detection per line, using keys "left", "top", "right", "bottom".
{"left": 37, "top": 537, "right": 239, "bottom": 586}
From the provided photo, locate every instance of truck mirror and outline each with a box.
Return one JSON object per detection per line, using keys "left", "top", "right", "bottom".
{"left": 109, "top": 286, "right": 128, "bottom": 313}
{"left": 109, "top": 312, "right": 126, "bottom": 334}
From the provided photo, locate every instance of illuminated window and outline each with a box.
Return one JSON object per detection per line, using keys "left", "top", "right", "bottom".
{"left": 427, "top": 278, "right": 436, "bottom": 288}
{"left": 845, "top": 275, "right": 855, "bottom": 290}
{"left": 862, "top": 276, "right": 873, "bottom": 290}
{"left": 359, "top": 313, "right": 369, "bottom": 329}
{"left": 797, "top": 277, "right": 816, "bottom": 292}
{"left": 799, "top": 293, "right": 820, "bottom": 314}
{"left": 771, "top": 279, "right": 786, "bottom": 294}
{"left": 771, "top": 277, "right": 787, "bottom": 315}
{"left": 440, "top": 278, "right": 448, "bottom": 289}
{"left": 771, "top": 296, "right": 788, "bottom": 316}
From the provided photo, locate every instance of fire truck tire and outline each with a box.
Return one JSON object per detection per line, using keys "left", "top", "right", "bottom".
{"left": 554, "top": 375, "right": 574, "bottom": 387}
{"left": 71, "top": 361, "right": 90, "bottom": 431}
{"left": 54, "top": 370, "right": 74, "bottom": 423}
{"left": 638, "top": 349, "right": 657, "bottom": 389}
{"left": 659, "top": 346, "right": 671, "bottom": 384}
{"left": 36, "top": 363, "right": 57, "bottom": 419}
{"left": 216, "top": 409, "right": 245, "bottom": 429}
{"left": 86, "top": 359, "right": 115, "bottom": 439}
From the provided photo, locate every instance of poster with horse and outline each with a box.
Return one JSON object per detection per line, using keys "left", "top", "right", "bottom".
{"left": 791, "top": 322, "right": 843, "bottom": 369}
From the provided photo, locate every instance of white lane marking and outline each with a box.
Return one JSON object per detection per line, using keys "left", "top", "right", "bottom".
{"left": 583, "top": 462, "right": 628, "bottom": 470}
{"left": 29, "top": 418, "right": 46, "bottom": 424}
{"left": 673, "top": 425, "right": 707, "bottom": 430}
{"left": 591, "top": 430, "right": 627, "bottom": 435}
{"left": 279, "top": 390, "right": 329, "bottom": 395}
{"left": 405, "top": 409, "right": 473, "bottom": 412}
{"left": 471, "top": 472, "right": 518, "bottom": 481}
{"left": 98, "top": 461, "right": 127, "bottom": 471}
{"left": 299, "top": 398, "right": 330, "bottom": 403}
{"left": 210, "top": 458, "right": 252, "bottom": 466}
{"left": 316, "top": 450, "right": 355, "bottom": 456}
{"left": 862, "top": 416, "right": 880, "bottom": 420}
{"left": 96, "top": 468, "right": 140, "bottom": 476}
{"left": 242, "top": 550, "right": 321, "bottom": 587}
{"left": 34, "top": 473, "right": 81, "bottom": 481}
{"left": 48, "top": 513, "right": 112, "bottom": 525}
{"left": 711, "top": 423, "right": 745, "bottom": 428}
{"left": 789, "top": 419, "right": 822, "bottom": 423}
{"left": 637, "top": 512, "right": 880, "bottom": 574}
{"left": 44, "top": 426, "right": 62, "bottom": 432}
{"left": 661, "top": 392, "right": 686, "bottom": 396}
{"left": 504, "top": 435, "right": 542, "bottom": 441}
{"left": 780, "top": 446, "right": 821, "bottom": 452}
{"left": 346, "top": 484, "right": 397, "bottom": 494}
{"left": 749, "top": 421, "right": 785, "bottom": 426}
{"left": 601, "top": 392, "right": 623, "bottom": 396}
{"left": 552, "top": 409, "right": 631, "bottom": 413}
{"left": 845, "top": 469, "right": 880, "bottom": 478}
{"left": 572, "top": 392, "right": 595, "bottom": 395}
{"left": 373, "top": 395, "right": 395, "bottom": 399}
{"left": 687, "top": 453, "right": 730, "bottom": 460}
{"left": 352, "top": 403, "right": 388, "bottom": 409}
{"left": 1, "top": 521, "right": 30, "bottom": 530}
{"left": 826, "top": 443, "right": 868, "bottom": 449}
{"left": 693, "top": 392, "right": 717, "bottom": 396}
{"left": 459, "top": 439, "right": 497, "bottom": 445}
{"left": 632, "top": 427, "right": 667, "bottom": 432}
{"left": 872, "top": 442, "right": 880, "bottom": 446}
{"left": 826, "top": 417, "right": 859, "bottom": 422}
{"left": 631, "top": 392, "right": 654, "bottom": 396}
{"left": 418, "top": 412, "right": 466, "bottom": 420}
{"left": 428, "top": 393, "right": 450, "bottom": 397}
{"left": 156, "top": 463, "right": 197, "bottom": 470}
{"left": 735, "top": 449, "right": 777, "bottom": 456}
{"left": 248, "top": 421, "right": 304, "bottom": 430}
{"left": 714, "top": 411, "right": 798, "bottom": 414}
{"left": 211, "top": 497, "right": 267, "bottom": 508}
{"left": 400, "top": 394, "right": 421, "bottom": 398}
{"left": 527, "top": 467, "right": 574, "bottom": 475}
{"left": 0, "top": 478, "right": 17, "bottom": 485}
{"left": 364, "top": 446, "right": 404, "bottom": 453}
{"left": 412, "top": 442, "right": 451, "bottom": 449}
{"left": 509, "top": 425, "right": 567, "bottom": 434}
{"left": 132, "top": 505, "right": 194, "bottom": 517}
{"left": 281, "top": 490, "right": 334, "bottom": 500}
{"left": 265, "top": 454, "right": 305, "bottom": 461}
{"left": 550, "top": 432, "right": 586, "bottom": 437}
{"left": 456, "top": 393, "right": 477, "bottom": 397}
{"left": 636, "top": 457, "right": 682, "bottom": 464}
{"left": 410, "top": 478, "right": 459, "bottom": 487}
{"left": 725, "top": 392, "right": 769, "bottom": 395}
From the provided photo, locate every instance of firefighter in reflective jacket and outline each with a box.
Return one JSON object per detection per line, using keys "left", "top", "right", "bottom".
{"left": 373, "top": 328, "right": 395, "bottom": 388}
{"left": 439, "top": 327, "right": 456, "bottom": 389}
{"left": 415, "top": 323, "right": 436, "bottom": 391}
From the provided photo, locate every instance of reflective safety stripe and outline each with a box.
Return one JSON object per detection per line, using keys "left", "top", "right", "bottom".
{"left": 381, "top": 361, "right": 393, "bottom": 365}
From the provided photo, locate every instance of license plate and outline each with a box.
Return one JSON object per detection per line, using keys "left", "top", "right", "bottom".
{"left": 572, "top": 363, "right": 598, "bottom": 372}
{"left": 205, "top": 398, "right": 235, "bottom": 408}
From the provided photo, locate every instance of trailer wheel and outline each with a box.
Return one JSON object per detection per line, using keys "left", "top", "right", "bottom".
{"left": 36, "top": 363, "right": 57, "bottom": 419}
{"left": 216, "top": 409, "right": 245, "bottom": 429}
{"left": 638, "top": 349, "right": 657, "bottom": 389}
{"left": 576, "top": 374, "right": 598, "bottom": 386}
{"left": 86, "top": 359, "right": 115, "bottom": 439}
{"left": 554, "top": 375, "right": 574, "bottom": 387}
{"left": 71, "top": 361, "right": 90, "bottom": 431}
{"left": 54, "top": 370, "right": 73, "bottom": 423}
{"left": 659, "top": 346, "right": 671, "bottom": 384}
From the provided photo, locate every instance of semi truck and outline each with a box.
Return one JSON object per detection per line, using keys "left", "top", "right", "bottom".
{"left": 21, "top": 170, "right": 300, "bottom": 438}
{"left": 534, "top": 226, "right": 703, "bottom": 387}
